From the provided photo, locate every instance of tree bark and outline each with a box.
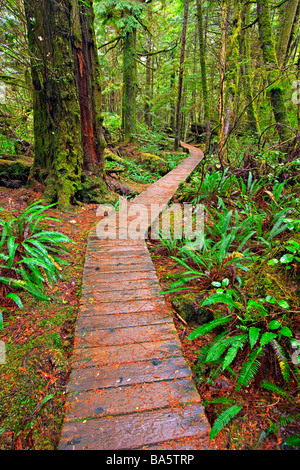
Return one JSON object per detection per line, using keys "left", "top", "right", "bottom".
{"left": 71, "top": 0, "right": 106, "bottom": 174}
{"left": 144, "top": 9, "right": 153, "bottom": 128}
{"left": 122, "top": 28, "right": 137, "bottom": 141}
{"left": 240, "top": 1, "right": 260, "bottom": 135}
{"left": 257, "top": 0, "right": 290, "bottom": 142}
{"left": 174, "top": 0, "right": 190, "bottom": 151}
{"left": 24, "top": 0, "right": 106, "bottom": 206}
{"left": 223, "top": 0, "right": 241, "bottom": 151}
{"left": 218, "top": 0, "right": 227, "bottom": 163}
{"left": 196, "top": 0, "right": 211, "bottom": 151}
{"left": 277, "top": 0, "right": 299, "bottom": 67}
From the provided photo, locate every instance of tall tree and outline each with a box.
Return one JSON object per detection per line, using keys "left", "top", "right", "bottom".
{"left": 23, "top": 0, "right": 106, "bottom": 206}
{"left": 218, "top": 0, "right": 228, "bottom": 162}
{"left": 122, "top": 25, "right": 137, "bottom": 139}
{"left": 277, "top": 0, "right": 299, "bottom": 67}
{"left": 174, "top": 0, "right": 190, "bottom": 151}
{"left": 257, "top": 0, "right": 290, "bottom": 142}
{"left": 196, "top": 0, "right": 211, "bottom": 151}
{"left": 221, "top": 0, "right": 242, "bottom": 161}
{"left": 240, "top": 1, "right": 260, "bottom": 135}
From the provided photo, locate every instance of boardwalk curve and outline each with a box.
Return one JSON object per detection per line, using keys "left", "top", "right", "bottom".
{"left": 59, "top": 143, "right": 210, "bottom": 450}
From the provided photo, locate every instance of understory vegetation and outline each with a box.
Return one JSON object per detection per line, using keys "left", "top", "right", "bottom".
{"left": 1, "top": 0, "right": 300, "bottom": 452}
{"left": 148, "top": 136, "right": 300, "bottom": 449}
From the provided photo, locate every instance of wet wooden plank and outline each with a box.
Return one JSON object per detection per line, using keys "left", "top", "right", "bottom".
{"left": 80, "top": 286, "right": 162, "bottom": 303}
{"left": 82, "top": 270, "right": 158, "bottom": 285}
{"left": 79, "top": 298, "right": 167, "bottom": 316}
{"left": 64, "top": 378, "right": 200, "bottom": 421}
{"left": 58, "top": 404, "right": 209, "bottom": 450}
{"left": 71, "top": 338, "right": 184, "bottom": 369}
{"left": 74, "top": 322, "right": 178, "bottom": 349}
{"left": 81, "top": 278, "right": 160, "bottom": 293}
{"left": 75, "top": 310, "right": 172, "bottom": 330}
{"left": 67, "top": 356, "right": 192, "bottom": 393}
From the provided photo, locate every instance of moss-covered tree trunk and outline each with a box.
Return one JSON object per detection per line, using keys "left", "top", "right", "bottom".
{"left": 169, "top": 49, "right": 176, "bottom": 132}
{"left": 122, "top": 28, "right": 137, "bottom": 141}
{"left": 144, "top": 8, "right": 153, "bottom": 128}
{"left": 196, "top": 0, "right": 211, "bottom": 151}
{"left": 257, "top": 0, "right": 290, "bottom": 142}
{"left": 240, "top": 1, "right": 260, "bottom": 135}
{"left": 24, "top": 0, "right": 106, "bottom": 206}
{"left": 222, "top": 0, "right": 241, "bottom": 156}
{"left": 71, "top": 0, "right": 106, "bottom": 174}
{"left": 218, "top": 0, "right": 228, "bottom": 163}
{"left": 174, "top": 0, "right": 189, "bottom": 151}
{"left": 277, "top": 0, "right": 299, "bottom": 67}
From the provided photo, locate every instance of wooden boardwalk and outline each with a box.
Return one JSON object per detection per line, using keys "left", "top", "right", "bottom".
{"left": 58, "top": 143, "right": 210, "bottom": 450}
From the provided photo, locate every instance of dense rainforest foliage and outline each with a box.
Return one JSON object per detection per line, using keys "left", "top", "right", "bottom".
{"left": 0, "top": 0, "right": 300, "bottom": 451}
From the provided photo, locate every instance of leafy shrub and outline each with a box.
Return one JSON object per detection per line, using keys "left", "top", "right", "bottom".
{"left": 0, "top": 201, "right": 73, "bottom": 329}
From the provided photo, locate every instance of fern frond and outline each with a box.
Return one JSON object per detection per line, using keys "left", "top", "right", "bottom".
{"left": 261, "top": 381, "right": 291, "bottom": 400}
{"left": 270, "top": 339, "right": 290, "bottom": 382}
{"left": 210, "top": 405, "right": 243, "bottom": 440}
{"left": 205, "top": 333, "right": 247, "bottom": 364}
{"left": 222, "top": 335, "right": 247, "bottom": 370}
{"left": 203, "top": 397, "right": 235, "bottom": 406}
{"left": 236, "top": 347, "right": 264, "bottom": 391}
{"left": 187, "top": 316, "right": 231, "bottom": 341}
{"left": 221, "top": 252, "right": 244, "bottom": 267}
{"left": 249, "top": 326, "right": 261, "bottom": 349}
{"left": 260, "top": 332, "right": 277, "bottom": 347}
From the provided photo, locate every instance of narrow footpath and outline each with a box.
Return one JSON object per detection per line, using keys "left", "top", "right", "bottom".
{"left": 59, "top": 143, "right": 211, "bottom": 450}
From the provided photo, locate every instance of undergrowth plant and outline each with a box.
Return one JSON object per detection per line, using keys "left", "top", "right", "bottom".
{"left": 0, "top": 201, "right": 73, "bottom": 329}
{"left": 166, "top": 168, "right": 300, "bottom": 442}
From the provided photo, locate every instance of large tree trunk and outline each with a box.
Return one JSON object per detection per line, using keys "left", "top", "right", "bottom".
{"left": 122, "top": 28, "right": 137, "bottom": 141}
{"left": 240, "top": 1, "right": 260, "bottom": 135}
{"left": 257, "top": 0, "right": 290, "bottom": 142}
{"left": 24, "top": 0, "right": 106, "bottom": 206}
{"left": 196, "top": 0, "right": 211, "bottom": 151}
{"left": 223, "top": 0, "right": 241, "bottom": 155}
{"left": 174, "top": 0, "right": 190, "bottom": 151}
{"left": 218, "top": 0, "right": 228, "bottom": 164}
{"left": 144, "top": 8, "right": 153, "bottom": 128}
{"left": 71, "top": 0, "right": 106, "bottom": 174}
{"left": 277, "top": 0, "right": 299, "bottom": 67}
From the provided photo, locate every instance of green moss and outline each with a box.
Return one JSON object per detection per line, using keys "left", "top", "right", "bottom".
{"left": 138, "top": 152, "right": 170, "bottom": 175}
{"left": 0, "top": 158, "right": 32, "bottom": 182}
{"left": 77, "top": 173, "right": 107, "bottom": 204}
{"left": 171, "top": 293, "right": 213, "bottom": 325}
{"left": 104, "top": 150, "right": 126, "bottom": 165}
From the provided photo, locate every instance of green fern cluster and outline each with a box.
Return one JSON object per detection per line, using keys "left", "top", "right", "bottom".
{"left": 0, "top": 201, "right": 73, "bottom": 330}
{"left": 188, "top": 313, "right": 293, "bottom": 391}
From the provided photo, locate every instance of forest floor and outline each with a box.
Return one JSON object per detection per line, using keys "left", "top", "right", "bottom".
{"left": 148, "top": 238, "right": 299, "bottom": 450}
{"left": 0, "top": 142, "right": 299, "bottom": 450}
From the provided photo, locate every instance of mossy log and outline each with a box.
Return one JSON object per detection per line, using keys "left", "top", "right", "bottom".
{"left": 138, "top": 152, "right": 170, "bottom": 175}
{"left": 0, "top": 157, "right": 33, "bottom": 183}
{"left": 104, "top": 149, "right": 126, "bottom": 165}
